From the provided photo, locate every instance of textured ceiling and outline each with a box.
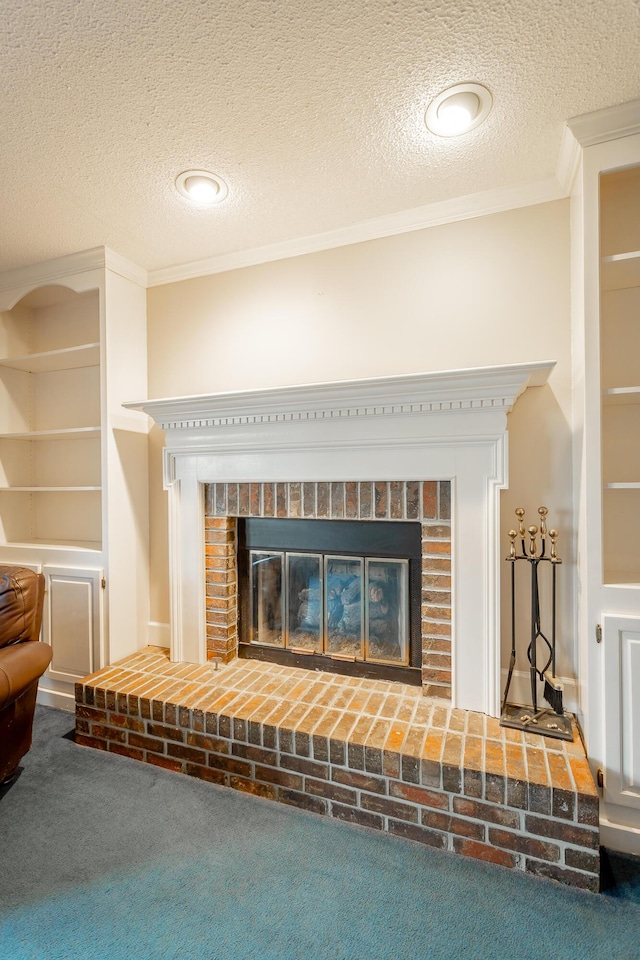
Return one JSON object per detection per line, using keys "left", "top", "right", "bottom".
{"left": 1, "top": 0, "right": 639, "bottom": 275}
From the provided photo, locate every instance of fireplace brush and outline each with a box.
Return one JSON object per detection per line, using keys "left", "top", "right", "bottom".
{"left": 500, "top": 507, "right": 573, "bottom": 741}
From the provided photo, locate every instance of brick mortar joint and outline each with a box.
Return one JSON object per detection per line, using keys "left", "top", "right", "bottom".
{"left": 523, "top": 851, "right": 599, "bottom": 877}
{"left": 207, "top": 481, "right": 450, "bottom": 520}
{"left": 79, "top": 720, "right": 600, "bottom": 876}
{"left": 107, "top": 708, "right": 595, "bottom": 826}
{"left": 82, "top": 694, "right": 591, "bottom": 805}
{"left": 484, "top": 818, "right": 599, "bottom": 841}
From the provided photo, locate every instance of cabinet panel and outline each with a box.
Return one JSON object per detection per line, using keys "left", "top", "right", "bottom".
{"left": 43, "top": 566, "right": 102, "bottom": 684}
{"left": 603, "top": 615, "right": 640, "bottom": 808}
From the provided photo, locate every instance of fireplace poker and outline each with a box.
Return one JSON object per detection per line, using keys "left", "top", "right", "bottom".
{"left": 527, "top": 526, "right": 553, "bottom": 715}
{"left": 543, "top": 529, "right": 564, "bottom": 715}
{"left": 501, "top": 529, "right": 518, "bottom": 716}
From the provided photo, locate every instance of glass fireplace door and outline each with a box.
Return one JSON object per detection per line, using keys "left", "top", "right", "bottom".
{"left": 286, "top": 554, "right": 323, "bottom": 653}
{"left": 249, "top": 547, "right": 409, "bottom": 666}
{"left": 249, "top": 552, "right": 284, "bottom": 647}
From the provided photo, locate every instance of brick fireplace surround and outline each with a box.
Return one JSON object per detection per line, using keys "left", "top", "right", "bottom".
{"left": 204, "top": 479, "right": 453, "bottom": 699}
{"left": 79, "top": 363, "right": 601, "bottom": 891}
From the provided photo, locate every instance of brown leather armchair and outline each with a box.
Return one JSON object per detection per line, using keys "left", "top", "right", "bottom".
{"left": 0, "top": 566, "right": 51, "bottom": 784}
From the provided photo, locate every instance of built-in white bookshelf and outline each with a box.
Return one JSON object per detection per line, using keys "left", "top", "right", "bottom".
{"left": 0, "top": 249, "right": 150, "bottom": 710}
{"left": 569, "top": 103, "right": 640, "bottom": 852}
{"left": 0, "top": 286, "right": 102, "bottom": 549}
{"left": 600, "top": 165, "right": 640, "bottom": 586}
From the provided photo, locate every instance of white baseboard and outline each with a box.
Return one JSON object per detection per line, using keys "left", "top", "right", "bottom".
{"left": 600, "top": 817, "right": 640, "bottom": 857}
{"left": 500, "top": 668, "right": 580, "bottom": 716}
{"left": 147, "top": 621, "right": 170, "bottom": 649}
{"left": 37, "top": 686, "right": 76, "bottom": 712}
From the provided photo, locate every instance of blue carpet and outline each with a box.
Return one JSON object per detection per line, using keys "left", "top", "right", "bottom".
{"left": 0, "top": 706, "right": 639, "bottom": 960}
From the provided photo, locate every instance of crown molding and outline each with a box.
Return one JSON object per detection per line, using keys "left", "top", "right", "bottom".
{"left": 556, "top": 125, "right": 582, "bottom": 195}
{"left": 147, "top": 178, "right": 565, "bottom": 288}
{"left": 104, "top": 248, "right": 148, "bottom": 287}
{"left": 567, "top": 98, "right": 640, "bottom": 148}
{"left": 1, "top": 177, "right": 567, "bottom": 296}
{"left": 0, "top": 246, "right": 107, "bottom": 297}
{"left": 0, "top": 246, "right": 147, "bottom": 302}
{"left": 124, "top": 361, "right": 555, "bottom": 431}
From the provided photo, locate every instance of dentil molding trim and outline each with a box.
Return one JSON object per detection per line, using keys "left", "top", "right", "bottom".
{"left": 124, "top": 361, "right": 555, "bottom": 431}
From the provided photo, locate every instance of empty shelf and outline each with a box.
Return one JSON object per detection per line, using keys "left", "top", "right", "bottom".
{"left": 0, "top": 426, "right": 101, "bottom": 441}
{"left": 0, "top": 342, "right": 100, "bottom": 374}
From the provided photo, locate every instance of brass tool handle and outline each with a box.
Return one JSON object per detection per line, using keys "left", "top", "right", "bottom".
{"left": 538, "top": 506, "right": 548, "bottom": 539}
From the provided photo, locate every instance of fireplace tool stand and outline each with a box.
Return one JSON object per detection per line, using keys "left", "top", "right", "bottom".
{"left": 500, "top": 507, "right": 573, "bottom": 742}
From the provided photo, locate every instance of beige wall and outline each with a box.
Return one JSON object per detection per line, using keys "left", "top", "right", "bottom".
{"left": 146, "top": 199, "right": 575, "bottom": 681}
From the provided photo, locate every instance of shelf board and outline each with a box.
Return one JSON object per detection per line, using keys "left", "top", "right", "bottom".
{"left": 604, "top": 482, "right": 640, "bottom": 490}
{"left": 601, "top": 250, "right": 640, "bottom": 292}
{"left": 2, "top": 538, "right": 102, "bottom": 553}
{"left": 0, "top": 426, "right": 101, "bottom": 441}
{"left": 603, "top": 572, "right": 640, "bottom": 588}
{"left": 0, "top": 342, "right": 100, "bottom": 374}
{"left": 0, "top": 486, "right": 101, "bottom": 492}
{"left": 602, "top": 387, "right": 640, "bottom": 406}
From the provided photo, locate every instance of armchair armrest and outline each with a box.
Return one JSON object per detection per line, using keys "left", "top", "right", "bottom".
{"left": 0, "top": 641, "right": 52, "bottom": 711}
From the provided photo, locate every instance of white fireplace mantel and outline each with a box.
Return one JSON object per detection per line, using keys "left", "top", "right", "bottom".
{"left": 126, "top": 361, "right": 555, "bottom": 717}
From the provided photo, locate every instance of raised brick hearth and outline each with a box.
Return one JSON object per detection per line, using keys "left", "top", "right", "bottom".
{"left": 75, "top": 646, "right": 600, "bottom": 892}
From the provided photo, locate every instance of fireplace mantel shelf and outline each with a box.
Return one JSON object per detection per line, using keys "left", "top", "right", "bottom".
{"left": 124, "top": 361, "right": 555, "bottom": 430}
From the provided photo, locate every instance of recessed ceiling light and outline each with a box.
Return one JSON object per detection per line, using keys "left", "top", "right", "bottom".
{"left": 175, "top": 170, "right": 228, "bottom": 206}
{"left": 425, "top": 83, "right": 492, "bottom": 137}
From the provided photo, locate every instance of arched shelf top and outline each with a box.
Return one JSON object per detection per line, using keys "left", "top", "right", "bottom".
{"left": 4, "top": 282, "right": 95, "bottom": 312}
{"left": 0, "top": 247, "right": 147, "bottom": 312}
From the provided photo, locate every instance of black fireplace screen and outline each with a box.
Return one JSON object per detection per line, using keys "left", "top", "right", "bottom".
{"left": 239, "top": 518, "right": 421, "bottom": 683}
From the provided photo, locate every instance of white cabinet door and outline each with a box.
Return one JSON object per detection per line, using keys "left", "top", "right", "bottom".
{"left": 43, "top": 566, "right": 103, "bottom": 684}
{"left": 603, "top": 614, "right": 640, "bottom": 809}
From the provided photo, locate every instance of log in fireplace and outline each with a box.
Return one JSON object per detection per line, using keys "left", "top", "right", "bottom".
{"left": 237, "top": 518, "right": 422, "bottom": 684}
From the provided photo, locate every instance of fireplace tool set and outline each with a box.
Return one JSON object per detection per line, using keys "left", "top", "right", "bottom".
{"left": 500, "top": 506, "right": 573, "bottom": 741}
